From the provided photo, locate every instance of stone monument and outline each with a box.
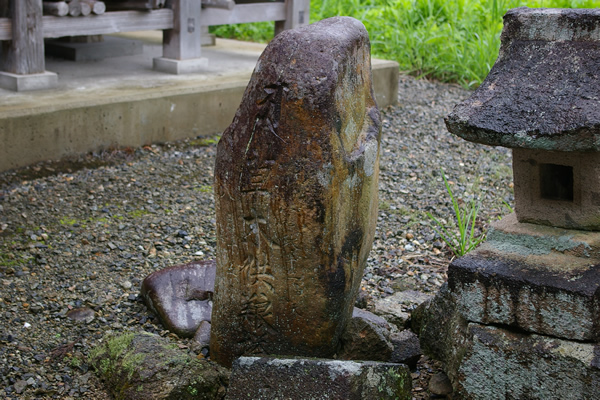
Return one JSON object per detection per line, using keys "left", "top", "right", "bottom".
{"left": 418, "top": 8, "right": 600, "bottom": 399}
{"left": 210, "top": 17, "right": 381, "bottom": 367}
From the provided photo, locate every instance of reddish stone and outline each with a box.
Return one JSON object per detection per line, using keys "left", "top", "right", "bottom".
{"left": 141, "top": 260, "right": 215, "bottom": 338}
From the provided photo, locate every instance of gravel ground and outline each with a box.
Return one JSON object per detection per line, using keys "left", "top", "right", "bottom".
{"left": 0, "top": 74, "right": 514, "bottom": 399}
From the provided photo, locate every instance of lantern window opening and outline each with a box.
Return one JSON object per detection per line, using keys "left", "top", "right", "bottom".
{"left": 539, "top": 163, "right": 573, "bottom": 202}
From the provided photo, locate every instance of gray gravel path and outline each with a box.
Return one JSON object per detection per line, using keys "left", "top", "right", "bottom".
{"left": 0, "top": 74, "right": 514, "bottom": 399}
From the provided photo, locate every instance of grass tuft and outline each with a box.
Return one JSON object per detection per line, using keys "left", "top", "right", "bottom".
{"left": 427, "top": 169, "right": 486, "bottom": 257}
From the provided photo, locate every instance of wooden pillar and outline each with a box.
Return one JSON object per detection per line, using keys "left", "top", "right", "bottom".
{"left": 275, "top": 0, "right": 310, "bottom": 36}
{"left": 154, "top": 0, "right": 207, "bottom": 74}
{"left": 1, "top": 0, "right": 45, "bottom": 74}
{"left": 163, "top": 0, "right": 202, "bottom": 60}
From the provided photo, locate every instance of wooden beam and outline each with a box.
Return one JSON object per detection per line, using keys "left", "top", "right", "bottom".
{"left": 0, "top": 10, "right": 173, "bottom": 40}
{"left": 43, "top": 1, "right": 69, "bottom": 17}
{"left": 1, "top": 0, "right": 45, "bottom": 74}
{"left": 200, "top": 3, "right": 286, "bottom": 26}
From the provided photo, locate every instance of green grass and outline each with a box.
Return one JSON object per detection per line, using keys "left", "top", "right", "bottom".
{"left": 427, "top": 169, "right": 486, "bottom": 256}
{"left": 210, "top": 0, "right": 598, "bottom": 87}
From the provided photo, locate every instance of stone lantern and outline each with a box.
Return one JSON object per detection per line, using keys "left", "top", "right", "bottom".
{"left": 446, "top": 7, "right": 600, "bottom": 231}
{"left": 418, "top": 8, "right": 600, "bottom": 399}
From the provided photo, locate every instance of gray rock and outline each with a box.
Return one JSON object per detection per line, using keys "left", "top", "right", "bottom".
{"left": 373, "top": 290, "right": 432, "bottom": 329}
{"left": 193, "top": 320, "right": 211, "bottom": 348}
{"left": 339, "top": 307, "right": 393, "bottom": 362}
{"left": 141, "top": 260, "right": 215, "bottom": 338}
{"left": 453, "top": 323, "right": 600, "bottom": 400}
{"left": 389, "top": 330, "right": 421, "bottom": 369}
{"left": 411, "top": 282, "right": 467, "bottom": 371}
{"left": 225, "top": 356, "right": 412, "bottom": 400}
{"left": 13, "top": 379, "right": 27, "bottom": 394}
{"left": 428, "top": 372, "right": 452, "bottom": 396}
{"left": 351, "top": 307, "right": 392, "bottom": 331}
{"left": 66, "top": 307, "right": 95, "bottom": 323}
{"left": 89, "top": 332, "right": 228, "bottom": 400}
{"left": 211, "top": 16, "right": 381, "bottom": 367}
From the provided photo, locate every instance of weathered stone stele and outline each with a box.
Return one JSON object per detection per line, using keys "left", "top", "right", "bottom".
{"left": 210, "top": 16, "right": 381, "bottom": 367}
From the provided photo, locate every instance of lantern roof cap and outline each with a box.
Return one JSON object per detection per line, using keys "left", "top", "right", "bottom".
{"left": 445, "top": 7, "right": 600, "bottom": 151}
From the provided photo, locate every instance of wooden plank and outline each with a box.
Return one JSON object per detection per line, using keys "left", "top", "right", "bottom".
{"left": 202, "top": 0, "right": 235, "bottom": 10}
{"left": 0, "top": 18, "right": 11, "bottom": 40}
{"left": 162, "top": 0, "right": 202, "bottom": 60}
{"left": 200, "top": 3, "right": 286, "bottom": 26}
{"left": 1, "top": 10, "right": 173, "bottom": 40}
{"left": 7, "top": 9, "right": 172, "bottom": 40}
{"left": 1, "top": 0, "right": 45, "bottom": 74}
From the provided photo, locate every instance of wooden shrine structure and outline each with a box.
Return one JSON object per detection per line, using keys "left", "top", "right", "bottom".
{"left": 0, "top": 0, "right": 310, "bottom": 91}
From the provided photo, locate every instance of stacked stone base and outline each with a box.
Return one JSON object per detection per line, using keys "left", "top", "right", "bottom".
{"left": 453, "top": 323, "right": 599, "bottom": 399}
{"left": 416, "top": 214, "right": 600, "bottom": 399}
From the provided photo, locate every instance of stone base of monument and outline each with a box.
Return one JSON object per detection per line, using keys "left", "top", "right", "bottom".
{"left": 225, "top": 357, "right": 412, "bottom": 400}
{"left": 416, "top": 214, "right": 600, "bottom": 399}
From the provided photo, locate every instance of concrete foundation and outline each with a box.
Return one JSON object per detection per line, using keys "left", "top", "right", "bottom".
{"left": 0, "top": 32, "right": 399, "bottom": 172}
{"left": 45, "top": 36, "right": 144, "bottom": 62}
{"left": 0, "top": 71, "right": 58, "bottom": 92}
{"left": 153, "top": 57, "right": 209, "bottom": 74}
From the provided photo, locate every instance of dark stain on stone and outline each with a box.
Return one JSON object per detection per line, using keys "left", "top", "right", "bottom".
{"left": 592, "top": 345, "right": 600, "bottom": 369}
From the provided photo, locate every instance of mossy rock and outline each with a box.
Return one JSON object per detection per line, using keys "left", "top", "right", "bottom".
{"left": 89, "top": 332, "right": 229, "bottom": 400}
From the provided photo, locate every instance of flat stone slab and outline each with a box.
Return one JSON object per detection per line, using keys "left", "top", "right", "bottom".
{"left": 445, "top": 8, "right": 600, "bottom": 151}
{"left": 449, "top": 237, "right": 600, "bottom": 341}
{"left": 447, "top": 214, "right": 600, "bottom": 341}
{"left": 454, "top": 323, "right": 600, "bottom": 400}
{"left": 225, "top": 357, "right": 412, "bottom": 400}
{"left": 141, "top": 260, "right": 215, "bottom": 338}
